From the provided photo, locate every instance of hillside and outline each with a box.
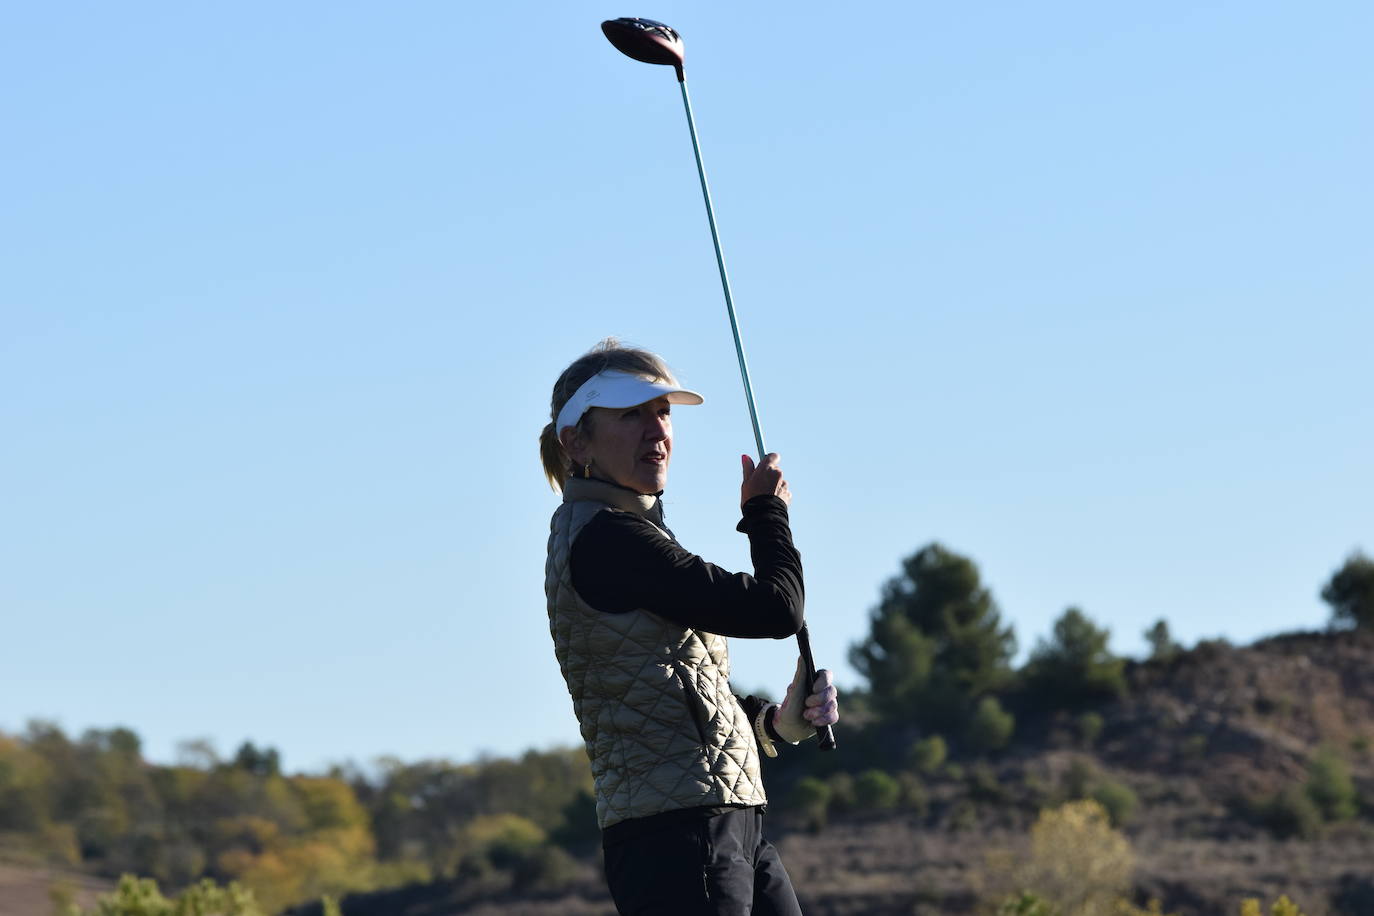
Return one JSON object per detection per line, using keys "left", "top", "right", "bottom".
{"left": 278, "top": 628, "right": 1374, "bottom": 916}
{"left": 5, "top": 629, "right": 1372, "bottom": 916}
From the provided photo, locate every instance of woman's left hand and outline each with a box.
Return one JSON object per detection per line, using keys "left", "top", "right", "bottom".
{"left": 773, "top": 658, "right": 839, "bottom": 744}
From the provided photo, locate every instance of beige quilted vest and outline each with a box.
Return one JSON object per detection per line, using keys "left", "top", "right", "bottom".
{"left": 545, "top": 477, "right": 767, "bottom": 829}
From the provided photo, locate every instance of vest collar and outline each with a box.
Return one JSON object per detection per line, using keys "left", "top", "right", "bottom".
{"left": 563, "top": 476, "right": 665, "bottom": 526}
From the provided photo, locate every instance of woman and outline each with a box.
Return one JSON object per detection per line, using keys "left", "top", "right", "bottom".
{"left": 540, "top": 340, "right": 839, "bottom": 915}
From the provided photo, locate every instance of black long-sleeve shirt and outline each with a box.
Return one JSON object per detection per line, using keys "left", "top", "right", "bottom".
{"left": 569, "top": 494, "right": 804, "bottom": 638}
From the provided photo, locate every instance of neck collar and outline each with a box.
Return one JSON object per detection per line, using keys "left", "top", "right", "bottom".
{"left": 563, "top": 476, "right": 664, "bottom": 524}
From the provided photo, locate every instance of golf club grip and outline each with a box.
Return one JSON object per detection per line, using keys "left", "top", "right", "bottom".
{"left": 796, "top": 624, "right": 836, "bottom": 751}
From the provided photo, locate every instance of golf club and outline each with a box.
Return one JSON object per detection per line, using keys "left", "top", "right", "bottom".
{"left": 601, "top": 17, "right": 836, "bottom": 752}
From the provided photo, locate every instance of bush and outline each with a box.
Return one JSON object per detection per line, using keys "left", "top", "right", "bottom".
{"left": 968, "top": 762, "right": 1007, "bottom": 804}
{"left": 825, "top": 772, "right": 855, "bottom": 812}
{"left": 71, "top": 875, "right": 267, "bottom": 916}
{"left": 854, "top": 770, "right": 901, "bottom": 811}
{"left": 788, "top": 777, "right": 831, "bottom": 831}
{"left": 1305, "top": 747, "right": 1357, "bottom": 821}
{"left": 1241, "top": 897, "right": 1308, "bottom": 916}
{"left": 1077, "top": 712, "right": 1104, "bottom": 748}
{"left": 897, "top": 772, "right": 929, "bottom": 815}
{"left": 1091, "top": 779, "right": 1138, "bottom": 827}
{"left": 1262, "top": 786, "right": 1322, "bottom": 839}
{"left": 990, "top": 801, "right": 1134, "bottom": 916}
{"left": 909, "top": 735, "right": 947, "bottom": 774}
{"left": 966, "top": 697, "right": 1015, "bottom": 753}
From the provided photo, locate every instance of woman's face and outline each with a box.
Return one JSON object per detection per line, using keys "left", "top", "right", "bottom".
{"left": 578, "top": 396, "right": 673, "bottom": 494}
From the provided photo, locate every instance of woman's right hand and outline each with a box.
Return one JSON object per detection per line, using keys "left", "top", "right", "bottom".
{"left": 741, "top": 453, "right": 791, "bottom": 508}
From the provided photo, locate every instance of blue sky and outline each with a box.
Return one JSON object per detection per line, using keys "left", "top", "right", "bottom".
{"left": 3, "top": 2, "right": 1370, "bottom": 774}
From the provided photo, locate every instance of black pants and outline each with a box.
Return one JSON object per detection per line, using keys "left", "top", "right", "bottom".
{"left": 603, "top": 806, "right": 802, "bottom": 915}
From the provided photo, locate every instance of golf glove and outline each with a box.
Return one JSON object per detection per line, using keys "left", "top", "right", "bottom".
{"left": 767, "top": 656, "right": 838, "bottom": 749}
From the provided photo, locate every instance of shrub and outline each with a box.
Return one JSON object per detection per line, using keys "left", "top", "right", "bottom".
{"left": 966, "top": 696, "right": 1016, "bottom": 753}
{"left": 998, "top": 891, "right": 1055, "bottom": 915}
{"left": 1241, "top": 896, "right": 1308, "bottom": 916}
{"left": 1077, "top": 712, "right": 1104, "bottom": 748}
{"left": 1305, "top": 747, "right": 1357, "bottom": 821}
{"left": 854, "top": 770, "right": 901, "bottom": 811}
{"left": 897, "top": 772, "right": 929, "bottom": 815}
{"left": 968, "top": 762, "right": 1007, "bottom": 804}
{"left": 1062, "top": 757, "right": 1096, "bottom": 799}
{"left": 991, "top": 800, "right": 1134, "bottom": 916}
{"left": 825, "top": 772, "right": 855, "bottom": 812}
{"left": 788, "top": 777, "right": 831, "bottom": 831}
{"left": 1091, "top": 779, "right": 1138, "bottom": 827}
{"left": 1262, "top": 786, "right": 1322, "bottom": 839}
{"left": 71, "top": 875, "right": 267, "bottom": 916}
{"left": 909, "top": 735, "right": 947, "bottom": 774}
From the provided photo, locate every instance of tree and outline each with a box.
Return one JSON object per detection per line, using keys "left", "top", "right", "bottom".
{"left": 1023, "top": 608, "right": 1126, "bottom": 709}
{"left": 1321, "top": 551, "right": 1374, "bottom": 630}
{"left": 849, "top": 543, "right": 1016, "bottom": 730}
{"left": 1144, "top": 619, "right": 1182, "bottom": 663}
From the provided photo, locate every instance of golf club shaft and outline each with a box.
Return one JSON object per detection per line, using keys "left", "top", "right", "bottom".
{"left": 678, "top": 79, "right": 836, "bottom": 752}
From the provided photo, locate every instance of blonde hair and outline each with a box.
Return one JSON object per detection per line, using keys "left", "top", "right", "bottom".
{"left": 539, "top": 339, "right": 678, "bottom": 492}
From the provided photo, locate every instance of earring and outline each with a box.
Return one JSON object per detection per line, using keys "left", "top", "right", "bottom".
{"left": 582, "top": 463, "right": 591, "bottom": 479}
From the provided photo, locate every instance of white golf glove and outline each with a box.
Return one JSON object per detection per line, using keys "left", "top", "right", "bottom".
{"left": 757, "top": 657, "right": 838, "bottom": 755}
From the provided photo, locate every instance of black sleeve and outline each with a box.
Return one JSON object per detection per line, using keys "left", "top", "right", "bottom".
{"left": 569, "top": 495, "right": 804, "bottom": 639}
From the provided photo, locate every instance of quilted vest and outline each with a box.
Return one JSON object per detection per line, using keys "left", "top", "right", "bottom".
{"left": 545, "top": 477, "right": 767, "bottom": 829}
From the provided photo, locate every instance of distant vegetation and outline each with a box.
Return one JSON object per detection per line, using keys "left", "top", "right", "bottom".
{"left": 4, "top": 543, "right": 1370, "bottom": 914}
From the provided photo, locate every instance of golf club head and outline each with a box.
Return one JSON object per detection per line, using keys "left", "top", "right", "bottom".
{"left": 601, "top": 18, "right": 685, "bottom": 81}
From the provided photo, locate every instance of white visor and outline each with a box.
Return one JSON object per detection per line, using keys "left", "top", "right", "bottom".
{"left": 556, "top": 370, "right": 704, "bottom": 438}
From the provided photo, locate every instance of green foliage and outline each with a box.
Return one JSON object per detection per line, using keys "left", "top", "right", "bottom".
{"left": 1062, "top": 757, "right": 1096, "bottom": 799}
{"left": 1023, "top": 608, "right": 1127, "bottom": 710}
{"left": 897, "top": 771, "right": 929, "bottom": 815}
{"left": 849, "top": 543, "right": 1016, "bottom": 731}
{"left": 1091, "top": 779, "right": 1138, "bottom": 827}
{"left": 998, "top": 891, "right": 1057, "bottom": 916}
{"left": 1321, "top": 550, "right": 1374, "bottom": 630}
{"left": 1304, "top": 747, "right": 1357, "bottom": 821}
{"left": 1077, "top": 712, "right": 1104, "bottom": 748}
{"left": 966, "top": 696, "right": 1015, "bottom": 753}
{"left": 968, "top": 761, "right": 1007, "bottom": 804}
{"left": 908, "top": 735, "right": 947, "bottom": 774}
{"left": 1241, "top": 897, "right": 1308, "bottom": 916}
{"left": 2, "top": 722, "right": 595, "bottom": 913}
{"left": 788, "top": 777, "right": 832, "bottom": 831}
{"left": 1143, "top": 619, "right": 1182, "bottom": 663}
{"left": 231, "top": 743, "right": 281, "bottom": 778}
{"left": 76, "top": 874, "right": 266, "bottom": 916}
{"left": 853, "top": 770, "right": 901, "bottom": 810}
{"left": 825, "top": 772, "right": 855, "bottom": 812}
{"left": 1261, "top": 785, "right": 1322, "bottom": 839}
{"left": 549, "top": 790, "right": 600, "bottom": 856}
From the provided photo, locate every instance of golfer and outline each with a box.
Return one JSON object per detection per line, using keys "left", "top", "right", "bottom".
{"left": 541, "top": 340, "right": 839, "bottom": 915}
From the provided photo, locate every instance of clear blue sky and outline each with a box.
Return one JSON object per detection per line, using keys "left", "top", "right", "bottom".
{"left": 4, "top": 2, "right": 1370, "bottom": 775}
